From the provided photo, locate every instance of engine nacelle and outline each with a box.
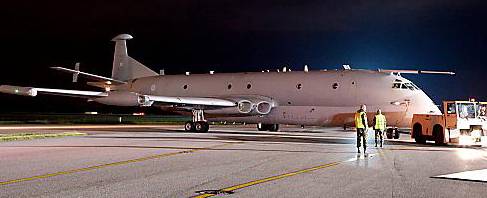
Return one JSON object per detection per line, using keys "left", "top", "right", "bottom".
{"left": 206, "top": 98, "right": 276, "bottom": 115}
{"left": 93, "top": 91, "right": 153, "bottom": 107}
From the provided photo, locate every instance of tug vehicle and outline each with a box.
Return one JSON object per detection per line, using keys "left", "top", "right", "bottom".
{"left": 411, "top": 100, "right": 487, "bottom": 146}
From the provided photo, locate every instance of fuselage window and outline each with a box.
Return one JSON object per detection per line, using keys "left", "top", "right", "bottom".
{"left": 401, "top": 84, "right": 408, "bottom": 89}
{"left": 227, "top": 84, "right": 232, "bottom": 90}
{"left": 296, "top": 83, "right": 302, "bottom": 89}
{"left": 332, "top": 83, "right": 339, "bottom": 89}
{"left": 247, "top": 84, "right": 252, "bottom": 89}
{"left": 183, "top": 85, "right": 188, "bottom": 89}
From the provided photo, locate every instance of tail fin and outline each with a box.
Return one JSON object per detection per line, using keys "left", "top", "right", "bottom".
{"left": 111, "top": 34, "right": 158, "bottom": 81}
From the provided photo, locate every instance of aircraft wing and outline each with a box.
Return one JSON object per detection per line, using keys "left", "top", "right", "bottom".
{"left": 0, "top": 85, "right": 236, "bottom": 107}
{"left": 0, "top": 85, "right": 107, "bottom": 98}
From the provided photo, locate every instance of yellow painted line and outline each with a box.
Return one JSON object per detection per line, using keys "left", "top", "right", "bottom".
{"left": 0, "top": 142, "right": 235, "bottom": 186}
{"left": 194, "top": 161, "right": 341, "bottom": 198}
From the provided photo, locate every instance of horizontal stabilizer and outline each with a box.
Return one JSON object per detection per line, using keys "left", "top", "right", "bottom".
{"left": 378, "top": 69, "right": 455, "bottom": 75}
{"left": 51, "top": 67, "right": 126, "bottom": 84}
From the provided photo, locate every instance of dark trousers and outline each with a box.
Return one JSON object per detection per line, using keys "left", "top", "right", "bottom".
{"left": 375, "top": 129, "right": 384, "bottom": 146}
{"left": 356, "top": 128, "right": 367, "bottom": 151}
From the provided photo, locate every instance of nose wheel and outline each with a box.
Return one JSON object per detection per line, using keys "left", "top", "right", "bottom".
{"left": 386, "top": 128, "right": 400, "bottom": 139}
{"left": 184, "top": 109, "right": 209, "bottom": 132}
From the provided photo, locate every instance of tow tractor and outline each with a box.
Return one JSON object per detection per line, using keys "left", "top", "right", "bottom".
{"left": 411, "top": 100, "right": 487, "bottom": 146}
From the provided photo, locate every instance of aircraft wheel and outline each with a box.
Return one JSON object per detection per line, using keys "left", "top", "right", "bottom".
{"left": 257, "top": 123, "right": 267, "bottom": 131}
{"left": 194, "top": 121, "right": 209, "bottom": 133}
{"left": 203, "top": 122, "right": 210, "bottom": 132}
{"left": 393, "top": 129, "right": 400, "bottom": 139}
{"left": 184, "top": 121, "right": 195, "bottom": 132}
{"left": 386, "top": 128, "right": 394, "bottom": 139}
{"left": 269, "top": 124, "right": 279, "bottom": 132}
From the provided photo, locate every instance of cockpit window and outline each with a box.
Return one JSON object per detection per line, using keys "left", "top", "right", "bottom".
{"left": 392, "top": 82, "right": 420, "bottom": 91}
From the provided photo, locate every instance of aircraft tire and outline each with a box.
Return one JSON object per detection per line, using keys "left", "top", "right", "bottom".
{"left": 269, "top": 124, "right": 279, "bottom": 132}
{"left": 184, "top": 121, "right": 195, "bottom": 132}
{"left": 257, "top": 123, "right": 267, "bottom": 131}
{"left": 393, "top": 129, "right": 400, "bottom": 139}
{"left": 386, "top": 128, "right": 394, "bottom": 139}
{"left": 194, "top": 121, "right": 209, "bottom": 133}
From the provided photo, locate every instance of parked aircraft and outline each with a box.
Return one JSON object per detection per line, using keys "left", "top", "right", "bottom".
{"left": 0, "top": 34, "right": 453, "bottom": 133}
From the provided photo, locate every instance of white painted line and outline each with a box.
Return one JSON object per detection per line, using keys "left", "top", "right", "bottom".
{"left": 433, "top": 169, "right": 487, "bottom": 182}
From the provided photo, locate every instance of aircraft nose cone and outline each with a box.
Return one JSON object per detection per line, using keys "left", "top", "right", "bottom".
{"left": 410, "top": 92, "right": 441, "bottom": 115}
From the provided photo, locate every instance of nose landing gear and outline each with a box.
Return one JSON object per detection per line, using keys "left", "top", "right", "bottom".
{"left": 386, "top": 128, "right": 400, "bottom": 139}
{"left": 184, "top": 109, "right": 209, "bottom": 132}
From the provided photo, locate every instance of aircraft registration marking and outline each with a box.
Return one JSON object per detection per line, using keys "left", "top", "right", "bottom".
{"left": 0, "top": 142, "right": 237, "bottom": 186}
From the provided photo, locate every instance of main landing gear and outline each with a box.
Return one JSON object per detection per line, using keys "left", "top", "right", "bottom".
{"left": 184, "top": 109, "right": 209, "bottom": 132}
{"left": 257, "top": 123, "right": 279, "bottom": 132}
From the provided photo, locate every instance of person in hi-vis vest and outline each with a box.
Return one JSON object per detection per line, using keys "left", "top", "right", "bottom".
{"left": 372, "top": 109, "right": 387, "bottom": 148}
{"left": 354, "top": 104, "right": 368, "bottom": 153}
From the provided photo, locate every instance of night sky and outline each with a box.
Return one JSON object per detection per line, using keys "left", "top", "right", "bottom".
{"left": 1, "top": 0, "right": 486, "bottom": 113}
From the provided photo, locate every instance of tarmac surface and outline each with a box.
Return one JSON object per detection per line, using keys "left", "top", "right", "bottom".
{"left": 1, "top": 125, "right": 487, "bottom": 198}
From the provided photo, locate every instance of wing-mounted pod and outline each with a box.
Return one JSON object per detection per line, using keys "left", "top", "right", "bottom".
{"left": 92, "top": 91, "right": 153, "bottom": 107}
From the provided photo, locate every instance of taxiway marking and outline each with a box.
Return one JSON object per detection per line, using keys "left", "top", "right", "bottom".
{"left": 194, "top": 153, "right": 378, "bottom": 198}
{"left": 0, "top": 142, "right": 237, "bottom": 186}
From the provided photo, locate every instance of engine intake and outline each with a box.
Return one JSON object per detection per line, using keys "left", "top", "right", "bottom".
{"left": 237, "top": 100, "right": 253, "bottom": 113}
{"left": 256, "top": 101, "right": 272, "bottom": 115}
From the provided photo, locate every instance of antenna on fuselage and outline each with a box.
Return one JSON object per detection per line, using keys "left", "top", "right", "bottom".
{"left": 377, "top": 69, "right": 455, "bottom": 75}
{"left": 304, "top": 65, "right": 309, "bottom": 72}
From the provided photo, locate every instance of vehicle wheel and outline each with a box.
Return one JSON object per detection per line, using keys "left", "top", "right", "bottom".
{"left": 414, "top": 134, "right": 426, "bottom": 144}
{"left": 184, "top": 121, "right": 195, "bottom": 132}
{"left": 413, "top": 123, "right": 426, "bottom": 144}
{"left": 257, "top": 123, "right": 267, "bottom": 131}
{"left": 434, "top": 125, "right": 445, "bottom": 145}
{"left": 386, "top": 128, "right": 394, "bottom": 139}
{"left": 269, "top": 124, "right": 279, "bottom": 132}
{"left": 393, "top": 129, "right": 400, "bottom": 139}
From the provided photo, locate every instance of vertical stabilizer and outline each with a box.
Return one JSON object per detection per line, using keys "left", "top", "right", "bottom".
{"left": 111, "top": 34, "right": 157, "bottom": 81}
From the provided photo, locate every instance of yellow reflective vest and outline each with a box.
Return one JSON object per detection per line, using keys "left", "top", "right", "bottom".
{"left": 374, "top": 114, "right": 386, "bottom": 131}
{"left": 355, "top": 111, "right": 367, "bottom": 129}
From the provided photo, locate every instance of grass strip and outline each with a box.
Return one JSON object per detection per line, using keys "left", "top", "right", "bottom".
{"left": 0, "top": 132, "right": 86, "bottom": 142}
